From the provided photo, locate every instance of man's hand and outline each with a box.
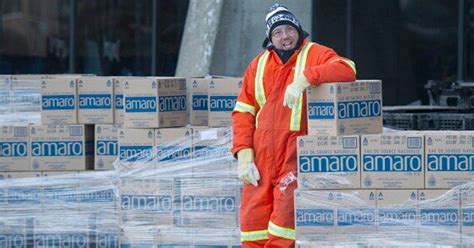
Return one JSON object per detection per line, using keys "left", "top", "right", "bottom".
{"left": 237, "top": 148, "right": 260, "bottom": 186}
{"left": 283, "top": 74, "right": 311, "bottom": 109}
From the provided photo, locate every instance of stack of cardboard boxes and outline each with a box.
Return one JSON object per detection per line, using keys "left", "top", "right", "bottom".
{"left": 118, "top": 76, "right": 241, "bottom": 163}
{"left": 295, "top": 80, "right": 474, "bottom": 246}
{"left": 0, "top": 74, "right": 244, "bottom": 247}
{"left": 2, "top": 75, "right": 474, "bottom": 245}
{"left": 0, "top": 75, "right": 242, "bottom": 174}
{"left": 0, "top": 170, "right": 118, "bottom": 247}
{"left": 116, "top": 76, "right": 243, "bottom": 247}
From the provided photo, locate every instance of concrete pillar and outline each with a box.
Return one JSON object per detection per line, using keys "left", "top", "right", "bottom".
{"left": 175, "top": 0, "right": 224, "bottom": 77}
{"left": 176, "top": 0, "right": 312, "bottom": 77}
{"left": 210, "top": 0, "right": 312, "bottom": 76}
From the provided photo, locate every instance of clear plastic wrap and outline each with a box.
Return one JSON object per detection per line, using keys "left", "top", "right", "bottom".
{"left": 0, "top": 171, "right": 118, "bottom": 247}
{"left": 295, "top": 184, "right": 474, "bottom": 247}
{"left": 0, "top": 76, "right": 41, "bottom": 125}
{"left": 115, "top": 127, "right": 241, "bottom": 246}
{"left": 0, "top": 127, "right": 240, "bottom": 247}
{"left": 2, "top": 124, "right": 474, "bottom": 247}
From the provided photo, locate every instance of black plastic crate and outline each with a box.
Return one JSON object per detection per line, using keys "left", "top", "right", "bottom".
{"left": 384, "top": 112, "right": 474, "bottom": 131}
{"left": 436, "top": 113, "right": 467, "bottom": 130}
{"left": 383, "top": 112, "right": 417, "bottom": 130}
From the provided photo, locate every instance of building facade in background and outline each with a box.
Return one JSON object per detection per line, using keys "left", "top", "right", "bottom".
{"left": 0, "top": 0, "right": 472, "bottom": 105}
{"left": 0, "top": 0, "right": 188, "bottom": 76}
{"left": 313, "top": 0, "right": 473, "bottom": 105}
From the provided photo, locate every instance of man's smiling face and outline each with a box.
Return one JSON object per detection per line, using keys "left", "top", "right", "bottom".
{"left": 271, "top": 25, "right": 299, "bottom": 50}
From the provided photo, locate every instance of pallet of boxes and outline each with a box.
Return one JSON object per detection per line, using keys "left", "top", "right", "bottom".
{"left": 294, "top": 80, "right": 474, "bottom": 246}
{"left": 0, "top": 74, "right": 245, "bottom": 246}
{"left": 116, "top": 76, "right": 243, "bottom": 246}
{"left": 0, "top": 74, "right": 45, "bottom": 179}
{"left": 0, "top": 75, "right": 119, "bottom": 247}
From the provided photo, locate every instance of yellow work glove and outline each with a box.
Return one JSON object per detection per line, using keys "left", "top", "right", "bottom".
{"left": 237, "top": 148, "right": 260, "bottom": 186}
{"left": 283, "top": 74, "right": 311, "bottom": 109}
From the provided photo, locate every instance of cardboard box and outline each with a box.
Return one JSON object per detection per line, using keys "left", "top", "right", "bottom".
{"left": 306, "top": 80, "right": 383, "bottom": 136}
{"left": 1, "top": 75, "right": 42, "bottom": 124}
{"left": 361, "top": 133, "right": 424, "bottom": 189}
{"left": 41, "top": 170, "right": 81, "bottom": 213}
{"left": 376, "top": 190, "right": 418, "bottom": 234}
{"left": 191, "top": 127, "right": 235, "bottom": 177}
{"left": 297, "top": 135, "right": 360, "bottom": 189}
{"left": 76, "top": 172, "right": 116, "bottom": 214}
{"left": 189, "top": 78, "right": 210, "bottom": 126}
{"left": 208, "top": 77, "right": 242, "bottom": 127}
{"left": 294, "top": 190, "right": 337, "bottom": 243}
{"left": 4, "top": 186, "right": 43, "bottom": 214}
{"left": 176, "top": 178, "right": 240, "bottom": 228}
{"left": 10, "top": 74, "right": 45, "bottom": 113}
{"left": 29, "top": 125, "right": 94, "bottom": 171}
{"left": 296, "top": 190, "right": 376, "bottom": 243}
{"left": 0, "top": 217, "right": 30, "bottom": 247}
{"left": 123, "top": 77, "right": 187, "bottom": 128}
{"left": 0, "top": 126, "right": 30, "bottom": 171}
{"left": 154, "top": 127, "right": 192, "bottom": 161}
{"left": 418, "top": 189, "right": 461, "bottom": 243}
{"left": 119, "top": 178, "right": 176, "bottom": 227}
{"left": 32, "top": 216, "right": 89, "bottom": 247}
{"left": 334, "top": 190, "right": 376, "bottom": 240}
{"left": 41, "top": 78, "right": 78, "bottom": 124}
{"left": 95, "top": 124, "right": 121, "bottom": 170}
{"left": 77, "top": 76, "right": 114, "bottom": 124}
{"left": 118, "top": 128, "right": 155, "bottom": 161}
{"left": 425, "top": 131, "right": 474, "bottom": 189}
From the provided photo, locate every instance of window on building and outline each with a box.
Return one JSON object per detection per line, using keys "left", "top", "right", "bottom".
{"left": 467, "top": 0, "right": 474, "bottom": 80}
{"left": 76, "top": 0, "right": 153, "bottom": 76}
{"left": 155, "top": 0, "right": 188, "bottom": 76}
{"left": 312, "top": 1, "right": 348, "bottom": 57}
{"left": 0, "top": 0, "right": 189, "bottom": 76}
{"left": 313, "top": 0, "right": 459, "bottom": 105}
{"left": 0, "top": 0, "right": 70, "bottom": 74}
{"left": 354, "top": 0, "right": 458, "bottom": 105}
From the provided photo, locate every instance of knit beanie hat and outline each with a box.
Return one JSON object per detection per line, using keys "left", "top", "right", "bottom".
{"left": 263, "top": 4, "right": 306, "bottom": 48}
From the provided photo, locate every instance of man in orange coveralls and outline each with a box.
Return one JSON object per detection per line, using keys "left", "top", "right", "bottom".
{"left": 231, "top": 4, "right": 357, "bottom": 247}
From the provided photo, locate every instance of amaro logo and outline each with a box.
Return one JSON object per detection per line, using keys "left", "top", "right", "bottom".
{"left": 308, "top": 102, "right": 335, "bottom": 119}
{"left": 159, "top": 95, "right": 187, "bottom": 112}
{"left": 296, "top": 209, "right": 335, "bottom": 226}
{"left": 42, "top": 95, "right": 75, "bottom": 110}
{"left": 209, "top": 96, "right": 236, "bottom": 112}
{"left": 124, "top": 96, "right": 157, "bottom": 113}
{"left": 338, "top": 100, "right": 381, "bottom": 119}
{"left": 79, "top": 94, "right": 112, "bottom": 109}
{"left": 363, "top": 154, "right": 422, "bottom": 172}
{"left": 299, "top": 155, "right": 358, "bottom": 173}
{"left": 31, "top": 141, "right": 83, "bottom": 156}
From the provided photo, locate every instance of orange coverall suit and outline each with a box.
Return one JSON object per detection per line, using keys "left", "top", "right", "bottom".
{"left": 232, "top": 39, "right": 356, "bottom": 247}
